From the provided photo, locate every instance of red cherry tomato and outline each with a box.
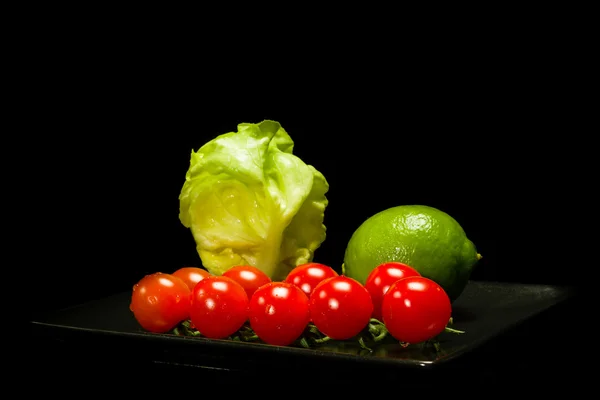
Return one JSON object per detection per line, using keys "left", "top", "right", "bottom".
{"left": 130, "top": 272, "right": 191, "bottom": 333}
{"left": 189, "top": 275, "right": 249, "bottom": 339}
{"left": 309, "top": 275, "right": 373, "bottom": 340}
{"left": 223, "top": 265, "right": 272, "bottom": 299}
{"left": 381, "top": 276, "right": 451, "bottom": 344}
{"left": 284, "top": 262, "right": 339, "bottom": 297}
{"left": 248, "top": 282, "right": 310, "bottom": 346}
{"left": 364, "top": 262, "right": 421, "bottom": 321}
{"left": 172, "top": 266, "right": 211, "bottom": 291}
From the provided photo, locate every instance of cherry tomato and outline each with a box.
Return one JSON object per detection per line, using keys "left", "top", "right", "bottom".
{"left": 364, "top": 262, "right": 421, "bottom": 321}
{"left": 189, "top": 275, "right": 249, "bottom": 339}
{"left": 248, "top": 282, "right": 310, "bottom": 346}
{"left": 223, "top": 265, "right": 272, "bottom": 299}
{"left": 284, "top": 262, "right": 339, "bottom": 297}
{"left": 130, "top": 272, "right": 191, "bottom": 333}
{"left": 309, "top": 275, "right": 373, "bottom": 340}
{"left": 172, "top": 266, "right": 211, "bottom": 291}
{"left": 381, "top": 276, "right": 451, "bottom": 344}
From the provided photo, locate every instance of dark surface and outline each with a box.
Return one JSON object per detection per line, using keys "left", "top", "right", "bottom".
{"left": 30, "top": 281, "right": 574, "bottom": 368}
{"left": 30, "top": 286, "right": 585, "bottom": 397}
{"left": 29, "top": 281, "right": 582, "bottom": 391}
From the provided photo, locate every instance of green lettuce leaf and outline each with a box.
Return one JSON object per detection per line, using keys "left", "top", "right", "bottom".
{"left": 179, "top": 120, "right": 329, "bottom": 280}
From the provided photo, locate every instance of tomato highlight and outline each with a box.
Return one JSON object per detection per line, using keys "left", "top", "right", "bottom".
{"left": 284, "top": 262, "right": 339, "bottom": 297}
{"left": 172, "top": 266, "right": 211, "bottom": 291}
{"left": 223, "top": 265, "right": 272, "bottom": 299}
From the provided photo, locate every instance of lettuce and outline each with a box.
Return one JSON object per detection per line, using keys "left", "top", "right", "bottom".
{"left": 178, "top": 120, "right": 329, "bottom": 280}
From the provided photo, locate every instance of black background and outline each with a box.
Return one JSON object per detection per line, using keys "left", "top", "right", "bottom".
{"left": 23, "top": 18, "right": 589, "bottom": 391}
{"left": 31, "top": 60, "right": 578, "bottom": 315}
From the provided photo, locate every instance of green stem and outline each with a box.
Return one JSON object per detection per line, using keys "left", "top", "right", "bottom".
{"left": 358, "top": 336, "right": 372, "bottom": 352}
{"left": 444, "top": 326, "right": 465, "bottom": 334}
{"left": 367, "top": 318, "right": 389, "bottom": 342}
{"left": 308, "top": 324, "right": 321, "bottom": 335}
{"left": 313, "top": 336, "right": 331, "bottom": 344}
{"left": 372, "top": 328, "right": 388, "bottom": 342}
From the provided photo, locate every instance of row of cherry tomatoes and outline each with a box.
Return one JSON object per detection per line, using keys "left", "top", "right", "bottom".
{"left": 130, "top": 261, "right": 453, "bottom": 346}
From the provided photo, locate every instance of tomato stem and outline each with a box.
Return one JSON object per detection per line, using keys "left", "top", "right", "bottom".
{"left": 367, "top": 319, "right": 389, "bottom": 342}
{"left": 358, "top": 336, "right": 372, "bottom": 351}
{"left": 307, "top": 323, "right": 322, "bottom": 335}
{"left": 372, "top": 329, "right": 388, "bottom": 342}
{"left": 167, "top": 314, "right": 463, "bottom": 354}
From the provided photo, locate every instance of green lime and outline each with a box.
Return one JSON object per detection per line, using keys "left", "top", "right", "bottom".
{"left": 343, "top": 205, "right": 481, "bottom": 301}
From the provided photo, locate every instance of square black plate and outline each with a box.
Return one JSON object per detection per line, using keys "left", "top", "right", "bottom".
{"left": 29, "top": 280, "right": 574, "bottom": 374}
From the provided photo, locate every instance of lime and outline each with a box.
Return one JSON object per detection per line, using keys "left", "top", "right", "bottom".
{"left": 343, "top": 205, "right": 481, "bottom": 301}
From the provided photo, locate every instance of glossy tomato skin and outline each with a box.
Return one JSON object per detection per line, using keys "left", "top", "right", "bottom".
{"left": 364, "top": 262, "right": 421, "bottom": 321}
{"left": 130, "top": 272, "right": 191, "bottom": 333}
{"left": 381, "top": 276, "right": 451, "bottom": 344}
{"left": 190, "top": 275, "right": 249, "bottom": 339}
{"left": 223, "top": 265, "right": 272, "bottom": 299}
{"left": 309, "top": 275, "right": 373, "bottom": 340}
{"left": 172, "top": 266, "right": 211, "bottom": 291}
{"left": 284, "top": 262, "right": 339, "bottom": 297}
{"left": 248, "top": 282, "right": 310, "bottom": 346}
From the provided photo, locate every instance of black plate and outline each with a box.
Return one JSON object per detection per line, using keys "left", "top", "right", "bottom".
{"left": 29, "top": 280, "right": 574, "bottom": 374}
